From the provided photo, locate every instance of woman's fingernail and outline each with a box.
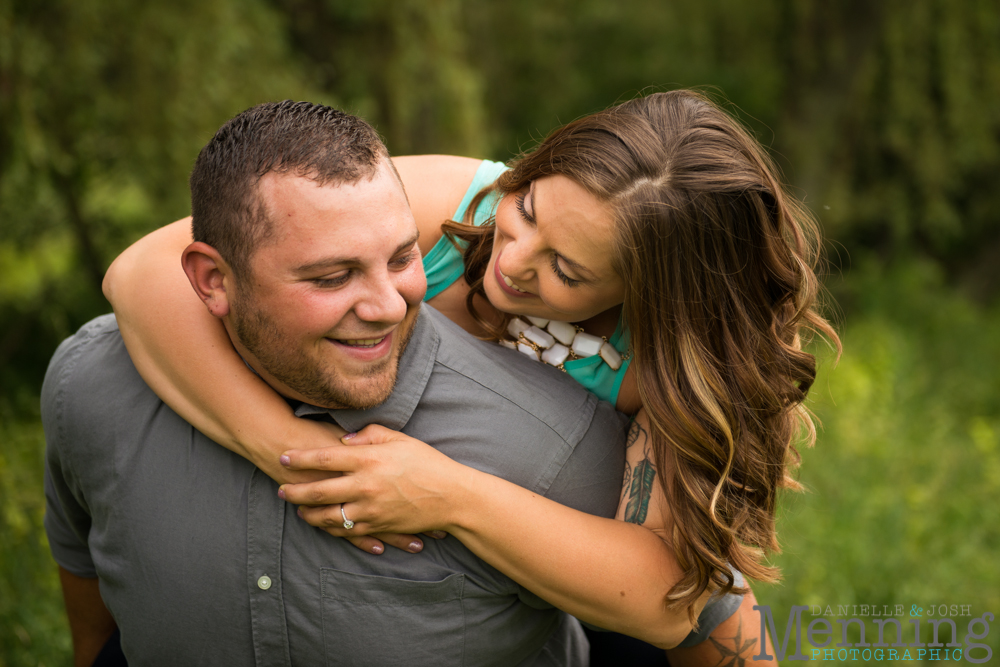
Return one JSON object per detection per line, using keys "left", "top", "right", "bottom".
{"left": 428, "top": 530, "right": 447, "bottom": 539}
{"left": 277, "top": 487, "right": 286, "bottom": 500}
{"left": 279, "top": 454, "right": 291, "bottom": 466}
{"left": 296, "top": 507, "right": 304, "bottom": 518}
{"left": 371, "top": 544, "right": 383, "bottom": 555}
{"left": 408, "top": 541, "right": 423, "bottom": 553}
{"left": 342, "top": 432, "right": 357, "bottom": 440}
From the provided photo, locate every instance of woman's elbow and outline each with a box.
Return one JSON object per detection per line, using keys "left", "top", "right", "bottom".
{"left": 635, "top": 617, "right": 694, "bottom": 650}
{"left": 102, "top": 255, "right": 124, "bottom": 304}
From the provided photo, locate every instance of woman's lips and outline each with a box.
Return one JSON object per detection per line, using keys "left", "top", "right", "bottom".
{"left": 493, "top": 251, "right": 534, "bottom": 298}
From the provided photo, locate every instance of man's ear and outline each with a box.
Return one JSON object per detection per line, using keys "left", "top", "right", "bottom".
{"left": 182, "top": 242, "right": 233, "bottom": 318}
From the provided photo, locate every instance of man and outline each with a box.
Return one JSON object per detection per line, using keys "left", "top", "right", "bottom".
{"left": 42, "top": 101, "right": 630, "bottom": 666}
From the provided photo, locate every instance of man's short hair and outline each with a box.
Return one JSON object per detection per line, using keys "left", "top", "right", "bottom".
{"left": 190, "top": 100, "right": 388, "bottom": 279}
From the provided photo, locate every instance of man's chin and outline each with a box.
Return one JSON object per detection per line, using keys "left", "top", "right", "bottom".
{"left": 313, "top": 307, "right": 418, "bottom": 410}
{"left": 328, "top": 375, "right": 397, "bottom": 411}
{"left": 318, "top": 331, "right": 413, "bottom": 409}
{"left": 292, "top": 362, "right": 399, "bottom": 410}
{"left": 246, "top": 305, "right": 420, "bottom": 411}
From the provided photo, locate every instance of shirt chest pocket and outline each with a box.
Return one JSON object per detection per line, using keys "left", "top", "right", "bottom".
{"left": 321, "top": 568, "right": 467, "bottom": 666}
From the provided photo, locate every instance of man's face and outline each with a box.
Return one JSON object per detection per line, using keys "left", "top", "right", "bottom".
{"left": 225, "top": 162, "right": 426, "bottom": 409}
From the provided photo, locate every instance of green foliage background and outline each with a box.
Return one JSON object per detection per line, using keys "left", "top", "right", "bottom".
{"left": 1, "top": 1, "right": 998, "bottom": 664}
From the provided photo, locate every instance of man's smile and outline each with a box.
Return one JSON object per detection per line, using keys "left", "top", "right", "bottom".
{"left": 325, "top": 331, "right": 396, "bottom": 362}
{"left": 337, "top": 336, "right": 387, "bottom": 348}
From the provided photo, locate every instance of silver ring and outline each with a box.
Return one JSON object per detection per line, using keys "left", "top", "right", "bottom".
{"left": 340, "top": 505, "right": 354, "bottom": 530}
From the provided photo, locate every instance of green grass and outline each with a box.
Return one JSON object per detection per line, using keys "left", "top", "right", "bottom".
{"left": 758, "top": 259, "right": 1000, "bottom": 664}
{"left": 2, "top": 259, "right": 998, "bottom": 665}
{"left": 0, "top": 396, "right": 71, "bottom": 667}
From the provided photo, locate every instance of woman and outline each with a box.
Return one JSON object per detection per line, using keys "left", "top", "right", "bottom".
{"left": 104, "top": 90, "right": 834, "bottom": 661}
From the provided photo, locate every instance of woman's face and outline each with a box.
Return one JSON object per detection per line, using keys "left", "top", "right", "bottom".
{"left": 484, "top": 174, "right": 626, "bottom": 323}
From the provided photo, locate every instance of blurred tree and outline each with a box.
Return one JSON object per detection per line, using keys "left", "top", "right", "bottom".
{"left": 5, "top": 0, "right": 998, "bottom": 405}
{"left": 1, "top": 1, "right": 326, "bottom": 662}
{"left": 0, "top": 0, "right": 327, "bottom": 400}
{"left": 460, "top": 0, "right": 1000, "bottom": 296}
{"left": 805, "top": 0, "right": 1000, "bottom": 296}
{"left": 2, "top": 0, "right": 1000, "bottom": 663}
{"left": 272, "top": 0, "right": 488, "bottom": 156}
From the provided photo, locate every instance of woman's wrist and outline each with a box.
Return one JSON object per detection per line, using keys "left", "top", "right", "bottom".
{"left": 236, "top": 416, "right": 343, "bottom": 484}
{"left": 440, "top": 465, "right": 503, "bottom": 536}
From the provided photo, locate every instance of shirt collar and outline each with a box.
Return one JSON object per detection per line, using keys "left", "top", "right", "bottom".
{"left": 290, "top": 306, "right": 439, "bottom": 432}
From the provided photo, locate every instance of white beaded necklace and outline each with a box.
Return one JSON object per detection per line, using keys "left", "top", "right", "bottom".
{"left": 499, "top": 316, "right": 627, "bottom": 371}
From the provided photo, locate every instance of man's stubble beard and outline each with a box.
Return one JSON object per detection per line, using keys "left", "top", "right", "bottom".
{"left": 230, "top": 288, "right": 417, "bottom": 410}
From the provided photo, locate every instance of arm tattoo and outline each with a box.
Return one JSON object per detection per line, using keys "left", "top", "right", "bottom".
{"left": 620, "top": 419, "right": 656, "bottom": 525}
{"left": 708, "top": 614, "right": 758, "bottom": 667}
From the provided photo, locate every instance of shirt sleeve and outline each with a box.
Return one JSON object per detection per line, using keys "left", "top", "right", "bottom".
{"left": 675, "top": 567, "right": 745, "bottom": 647}
{"left": 513, "top": 399, "right": 628, "bottom": 610}
{"left": 41, "top": 334, "right": 98, "bottom": 578}
{"left": 544, "top": 399, "right": 629, "bottom": 518}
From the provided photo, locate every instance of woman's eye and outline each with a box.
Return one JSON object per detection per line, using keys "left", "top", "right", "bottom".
{"left": 550, "top": 255, "right": 581, "bottom": 287}
{"left": 514, "top": 192, "right": 535, "bottom": 223}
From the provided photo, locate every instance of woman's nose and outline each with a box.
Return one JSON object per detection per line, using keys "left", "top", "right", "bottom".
{"left": 500, "top": 229, "right": 540, "bottom": 282}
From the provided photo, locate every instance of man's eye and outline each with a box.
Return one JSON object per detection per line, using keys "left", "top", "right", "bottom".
{"left": 313, "top": 273, "right": 349, "bottom": 288}
{"left": 391, "top": 251, "right": 417, "bottom": 268}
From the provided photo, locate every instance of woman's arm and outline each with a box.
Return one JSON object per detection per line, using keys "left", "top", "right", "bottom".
{"left": 281, "top": 410, "right": 707, "bottom": 648}
{"left": 665, "top": 589, "right": 776, "bottom": 666}
{"left": 101, "top": 156, "right": 482, "bottom": 482}
{"left": 101, "top": 156, "right": 487, "bottom": 551}
{"left": 104, "top": 219, "right": 428, "bottom": 554}
{"left": 391, "top": 155, "right": 483, "bottom": 255}
{"left": 103, "top": 218, "right": 334, "bottom": 484}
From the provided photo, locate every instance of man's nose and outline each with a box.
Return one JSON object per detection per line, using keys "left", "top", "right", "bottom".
{"left": 354, "top": 271, "right": 408, "bottom": 325}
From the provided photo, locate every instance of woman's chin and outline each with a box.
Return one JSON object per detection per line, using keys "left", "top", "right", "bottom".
{"left": 483, "top": 276, "right": 518, "bottom": 314}
{"left": 486, "top": 287, "right": 557, "bottom": 321}
{"left": 484, "top": 272, "right": 592, "bottom": 322}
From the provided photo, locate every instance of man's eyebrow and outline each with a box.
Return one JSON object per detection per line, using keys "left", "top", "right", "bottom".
{"left": 293, "top": 230, "right": 420, "bottom": 274}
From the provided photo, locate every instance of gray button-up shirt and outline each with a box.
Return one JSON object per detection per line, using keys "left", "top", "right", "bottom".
{"left": 43, "top": 306, "right": 627, "bottom": 666}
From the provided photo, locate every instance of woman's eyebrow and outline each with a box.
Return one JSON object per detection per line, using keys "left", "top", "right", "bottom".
{"left": 556, "top": 252, "right": 598, "bottom": 280}
{"left": 531, "top": 185, "right": 599, "bottom": 281}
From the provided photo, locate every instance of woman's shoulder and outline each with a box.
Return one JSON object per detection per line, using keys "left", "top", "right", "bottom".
{"left": 615, "top": 365, "right": 642, "bottom": 414}
{"left": 392, "top": 155, "right": 487, "bottom": 255}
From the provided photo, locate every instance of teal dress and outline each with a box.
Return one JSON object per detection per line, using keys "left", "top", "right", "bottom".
{"left": 421, "top": 160, "right": 633, "bottom": 406}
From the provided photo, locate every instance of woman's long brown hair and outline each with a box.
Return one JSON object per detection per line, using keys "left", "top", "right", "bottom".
{"left": 442, "top": 90, "right": 841, "bottom": 617}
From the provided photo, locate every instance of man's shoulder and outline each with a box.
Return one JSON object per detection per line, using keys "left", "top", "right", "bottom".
{"left": 41, "top": 313, "right": 143, "bottom": 422}
{"left": 45, "top": 312, "right": 125, "bottom": 378}
{"left": 420, "top": 306, "right": 627, "bottom": 518}
{"left": 422, "top": 306, "right": 621, "bottom": 443}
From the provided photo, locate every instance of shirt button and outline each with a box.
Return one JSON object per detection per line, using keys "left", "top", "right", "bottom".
{"left": 257, "top": 575, "right": 272, "bottom": 590}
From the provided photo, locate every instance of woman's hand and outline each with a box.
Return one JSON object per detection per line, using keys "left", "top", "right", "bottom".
{"left": 278, "top": 424, "right": 471, "bottom": 546}
{"left": 283, "top": 421, "right": 442, "bottom": 556}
